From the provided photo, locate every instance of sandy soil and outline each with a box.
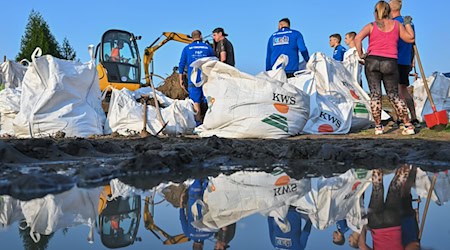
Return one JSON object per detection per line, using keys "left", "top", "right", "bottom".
{"left": 0, "top": 125, "right": 449, "bottom": 200}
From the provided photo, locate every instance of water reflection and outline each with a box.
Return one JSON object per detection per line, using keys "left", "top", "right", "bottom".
{"left": 0, "top": 167, "right": 449, "bottom": 249}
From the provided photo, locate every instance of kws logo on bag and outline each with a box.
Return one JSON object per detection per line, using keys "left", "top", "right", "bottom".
{"left": 273, "top": 93, "right": 296, "bottom": 105}
{"left": 273, "top": 175, "right": 297, "bottom": 197}
{"left": 319, "top": 111, "right": 342, "bottom": 128}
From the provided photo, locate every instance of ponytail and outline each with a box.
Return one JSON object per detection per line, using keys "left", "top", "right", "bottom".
{"left": 374, "top": 1, "right": 391, "bottom": 20}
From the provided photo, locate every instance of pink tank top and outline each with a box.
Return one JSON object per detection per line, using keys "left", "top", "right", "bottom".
{"left": 368, "top": 21, "right": 399, "bottom": 59}
{"left": 371, "top": 226, "right": 403, "bottom": 250}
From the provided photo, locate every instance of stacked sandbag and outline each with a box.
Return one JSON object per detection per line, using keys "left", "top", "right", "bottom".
{"left": 413, "top": 72, "right": 450, "bottom": 122}
{"left": 192, "top": 57, "right": 310, "bottom": 139}
{"left": 0, "top": 60, "right": 27, "bottom": 89}
{"left": 13, "top": 48, "right": 106, "bottom": 138}
{"left": 0, "top": 60, "right": 26, "bottom": 136}
{"left": 0, "top": 88, "right": 21, "bottom": 136}
{"left": 290, "top": 52, "right": 373, "bottom": 134}
{"left": 104, "top": 87, "right": 196, "bottom": 136}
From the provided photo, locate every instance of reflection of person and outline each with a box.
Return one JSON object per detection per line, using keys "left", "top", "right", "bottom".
{"left": 179, "top": 179, "right": 214, "bottom": 250}
{"left": 178, "top": 30, "right": 214, "bottom": 126}
{"left": 389, "top": 0, "right": 420, "bottom": 128}
{"left": 111, "top": 40, "right": 124, "bottom": 62}
{"left": 332, "top": 219, "right": 349, "bottom": 246}
{"left": 358, "top": 166, "right": 413, "bottom": 250}
{"left": 268, "top": 206, "right": 312, "bottom": 250}
{"left": 266, "top": 18, "right": 310, "bottom": 78}
{"left": 400, "top": 167, "right": 420, "bottom": 250}
{"left": 212, "top": 27, "right": 235, "bottom": 66}
{"left": 329, "top": 33, "right": 346, "bottom": 61}
{"left": 355, "top": 0, "right": 415, "bottom": 135}
{"left": 214, "top": 223, "right": 236, "bottom": 250}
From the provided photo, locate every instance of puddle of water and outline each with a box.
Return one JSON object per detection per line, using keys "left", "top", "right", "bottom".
{"left": 1, "top": 167, "right": 449, "bottom": 249}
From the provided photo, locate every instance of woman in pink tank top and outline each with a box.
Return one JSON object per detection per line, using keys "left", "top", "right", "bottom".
{"left": 354, "top": 1, "right": 415, "bottom": 136}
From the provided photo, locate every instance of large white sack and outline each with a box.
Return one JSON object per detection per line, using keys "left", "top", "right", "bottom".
{"left": 20, "top": 186, "right": 100, "bottom": 243}
{"left": 0, "top": 88, "right": 21, "bottom": 135}
{"left": 192, "top": 57, "right": 309, "bottom": 139}
{"left": 413, "top": 72, "right": 450, "bottom": 122}
{"left": 343, "top": 48, "right": 364, "bottom": 87}
{"left": 194, "top": 170, "right": 311, "bottom": 230}
{"left": 104, "top": 87, "right": 196, "bottom": 136}
{"left": 13, "top": 48, "right": 105, "bottom": 138}
{"left": 290, "top": 53, "right": 373, "bottom": 134}
{"left": 0, "top": 60, "right": 27, "bottom": 89}
{"left": 293, "top": 169, "right": 371, "bottom": 230}
{"left": 415, "top": 169, "right": 450, "bottom": 206}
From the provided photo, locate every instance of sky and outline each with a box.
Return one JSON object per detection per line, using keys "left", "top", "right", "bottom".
{"left": 1, "top": 0, "right": 449, "bottom": 82}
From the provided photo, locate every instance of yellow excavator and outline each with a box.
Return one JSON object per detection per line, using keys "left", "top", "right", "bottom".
{"left": 95, "top": 29, "right": 192, "bottom": 92}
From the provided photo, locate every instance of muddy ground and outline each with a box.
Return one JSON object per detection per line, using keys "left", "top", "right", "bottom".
{"left": 1, "top": 124, "right": 449, "bottom": 200}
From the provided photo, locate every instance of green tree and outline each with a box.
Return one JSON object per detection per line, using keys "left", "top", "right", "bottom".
{"left": 16, "top": 10, "right": 62, "bottom": 61}
{"left": 60, "top": 37, "right": 77, "bottom": 61}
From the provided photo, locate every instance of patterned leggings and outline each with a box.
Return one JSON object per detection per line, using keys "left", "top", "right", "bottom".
{"left": 368, "top": 167, "right": 411, "bottom": 229}
{"left": 365, "top": 56, "right": 410, "bottom": 125}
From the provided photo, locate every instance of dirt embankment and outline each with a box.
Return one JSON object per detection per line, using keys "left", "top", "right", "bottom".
{"left": 0, "top": 128, "right": 449, "bottom": 193}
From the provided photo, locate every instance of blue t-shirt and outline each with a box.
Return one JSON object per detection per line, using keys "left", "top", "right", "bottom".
{"left": 266, "top": 27, "right": 310, "bottom": 73}
{"left": 179, "top": 179, "right": 214, "bottom": 243}
{"left": 268, "top": 207, "right": 312, "bottom": 250}
{"left": 178, "top": 41, "right": 214, "bottom": 86}
{"left": 394, "top": 16, "right": 414, "bottom": 66}
{"left": 333, "top": 45, "right": 346, "bottom": 61}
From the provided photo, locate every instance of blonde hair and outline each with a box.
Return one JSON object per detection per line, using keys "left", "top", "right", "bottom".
{"left": 374, "top": 1, "right": 391, "bottom": 20}
{"left": 390, "top": 0, "right": 402, "bottom": 11}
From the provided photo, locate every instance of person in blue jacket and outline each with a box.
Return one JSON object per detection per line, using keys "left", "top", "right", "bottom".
{"left": 266, "top": 18, "right": 310, "bottom": 78}
{"left": 268, "top": 206, "right": 312, "bottom": 250}
{"left": 179, "top": 179, "right": 214, "bottom": 250}
{"left": 178, "top": 30, "right": 214, "bottom": 126}
{"left": 332, "top": 219, "right": 349, "bottom": 246}
{"left": 329, "top": 33, "right": 346, "bottom": 61}
{"left": 389, "top": 0, "right": 421, "bottom": 128}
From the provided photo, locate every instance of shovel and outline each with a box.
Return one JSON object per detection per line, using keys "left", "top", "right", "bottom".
{"left": 413, "top": 44, "right": 448, "bottom": 130}
{"left": 418, "top": 174, "right": 437, "bottom": 241}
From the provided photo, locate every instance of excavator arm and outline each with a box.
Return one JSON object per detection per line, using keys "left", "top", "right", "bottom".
{"left": 143, "top": 32, "right": 192, "bottom": 85}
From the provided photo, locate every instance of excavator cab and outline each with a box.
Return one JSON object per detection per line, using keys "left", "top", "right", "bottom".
{"left": 96, "top": 29, "right": 142, "bottom": 91}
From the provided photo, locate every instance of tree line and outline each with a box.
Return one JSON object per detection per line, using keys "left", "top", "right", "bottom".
{"left": 16, "top": 10, "right": 77, "bottom": 62}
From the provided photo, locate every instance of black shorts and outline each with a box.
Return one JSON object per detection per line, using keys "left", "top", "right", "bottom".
{"left": 398, "top": 65, "right": 412, "bottom": 86}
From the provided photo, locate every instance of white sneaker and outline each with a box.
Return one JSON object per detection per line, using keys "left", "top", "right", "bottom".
{"left": 402, "top": 125, "right": 415, "bottom": 135}
{"left": 375, "top": 125, "right": 384, "bottom": 135}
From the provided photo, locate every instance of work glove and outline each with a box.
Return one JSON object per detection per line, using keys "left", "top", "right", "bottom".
{"left": 404, "top": 16, "right": 413, "bottom": 25}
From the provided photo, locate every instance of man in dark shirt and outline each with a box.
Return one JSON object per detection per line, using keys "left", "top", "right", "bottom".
{"left": 212, "top": 27, "right": 235, "bottom": 66}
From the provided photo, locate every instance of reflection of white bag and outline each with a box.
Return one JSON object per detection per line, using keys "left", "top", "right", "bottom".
{"left": 415, "top": 169, "right": 450, "bottom": 205}
{"left": 290, "top": 53, "right": 372, "bottom": 134}
{"left": 0, "top": 196, "right": 23, "bottom": 229}
{"left": 13, "top": 48, "right": 106, "bottom": 138}
{"left": 294, "top": 169, "right": 371, "bottom": 230}
{"left": 192, "top": 57, "right": 309, "bottom": 139}
{"left": 104, "top": 88, "right": 196, "bottom": 136}
{"left": 413, "top": 72, "right": 450, "bottom": 122}
{"left": 20, "top": 187, "right": 100, "bottom": 243}
{"left": 195, "top": 170, "right": 311, "bottom": 230}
